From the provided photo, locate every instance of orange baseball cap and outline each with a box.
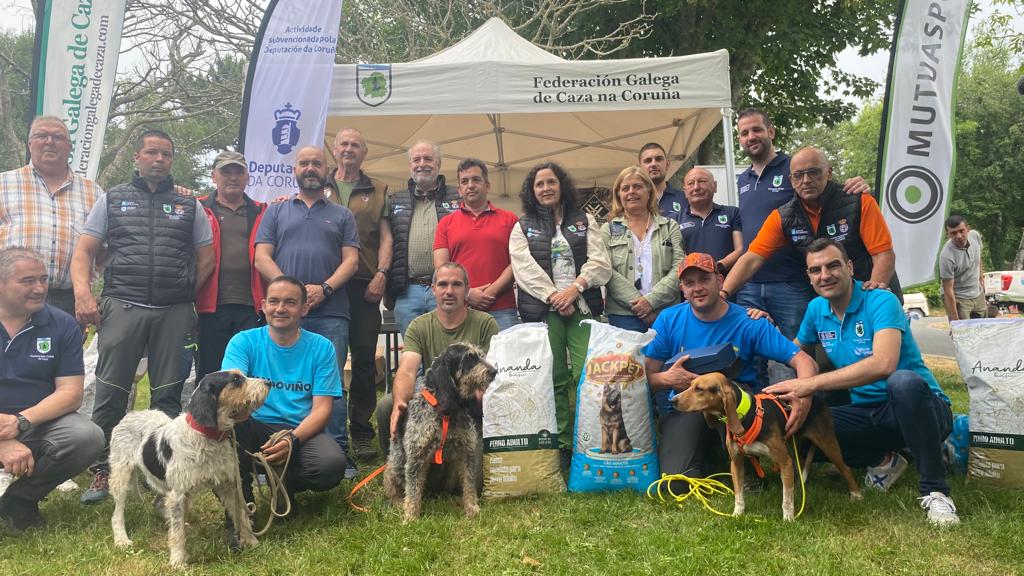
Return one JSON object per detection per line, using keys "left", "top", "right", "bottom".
{"left": 677, "top": 252, "right": 717, "bottom": 277}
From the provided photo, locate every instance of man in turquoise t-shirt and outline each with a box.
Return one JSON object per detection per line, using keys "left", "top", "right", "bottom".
{"left": 223, "top": 276, "right": 344, "bottom": 508}
{"left": 765, "top": 239, "right": 958, "bottom": 527}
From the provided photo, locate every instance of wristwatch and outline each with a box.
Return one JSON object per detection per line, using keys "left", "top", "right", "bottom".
{"left": 14, "top": 413, "right": 31, "bottom": 437}
{"left": 287, "top": 431, "right": 301, "bottom": 447}
{"left": 376, "top": 267, "right": 389, "bottom": 276}
{"left": 320, "top": 282, "right": 334, "bottom": 296}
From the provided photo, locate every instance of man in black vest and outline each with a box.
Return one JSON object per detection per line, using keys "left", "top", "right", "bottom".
{"left": 723, "top": 147, "right": 898, "bottom": 305}
{"left": 386, "top": 140, "right": 462, "bottom": 334}
{"left": 71, "top": 129, "right": 215, "bottom": 504}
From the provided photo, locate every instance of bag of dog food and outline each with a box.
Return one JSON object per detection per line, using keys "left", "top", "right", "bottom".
{"left": 568, "top": 320, "right": 658, "bottom": 493}
{"left": 482, "top": 323, "right": 564, "bottom": 499}
{"left": 951, "top": 318, "right": 1024, "bottom": 488}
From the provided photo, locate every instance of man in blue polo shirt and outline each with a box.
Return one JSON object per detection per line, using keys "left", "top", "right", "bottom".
{"left": 678, "top": 167, "right": 743, "bottom": 272}
{"left": 0, "top": 248, "right": 103, "bottom": 532}
{"left": 732, "top": 108, "right": 869, "bottom": 382}
{"left": 254, "top": 145, "right": 360, "bottom": 468}
{"left": 638, "top": 142, "right": 687, "bottom": 223}
{"left": 643, "top": 252, "right": 818, "bottom": 478}
{"left": 224, "top": 276, "right": 345, "bottom": 509}
{"left": 765, "top": 239, "right": 958, "bottom": 526}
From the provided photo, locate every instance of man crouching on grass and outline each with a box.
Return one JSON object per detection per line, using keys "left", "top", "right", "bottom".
{"left": 765, "top": 238, "right": 958, "bottom": 526}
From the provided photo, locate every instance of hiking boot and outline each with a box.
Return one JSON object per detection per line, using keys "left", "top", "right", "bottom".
{"left": 864, "top": 451, "right": 908, "bottom": 491}
{"left": 0, "top": 494, "right": 45, "bottom": 533}
{"left": 919, "top": 491, "right": 960, "bottom": 526}
{"left": 351, "top": 437, "right": 378, "bottom": 462}
{"left": 81, "top": 469, "right": 110, "bottom": 504}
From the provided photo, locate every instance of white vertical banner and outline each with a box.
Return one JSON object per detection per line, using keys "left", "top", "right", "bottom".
{"left": 239, "top": 0, "right": 344, "bottom": 202}
{"left": 31, "top": 0, "right": 127, "bottom": 179}
{"left": 877, "top": 0, "right": 972, "bottom": 287}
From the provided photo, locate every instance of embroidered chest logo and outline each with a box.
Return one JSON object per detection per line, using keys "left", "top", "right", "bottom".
{"left": 855, "top": 321, "right": 865, "bottom": 338}
{"left": 36, "top": 338, "right": 51, "bottom": 353}
{"left": 827, "top": 223, "right": 837, "bottom": 236}
{"left": 773, "top": 175, "right": 784, "bottom": 187}
{"left": 839, "top": 218, "right": 849, "bottom": 233}
{"left": 162, "top": 204, "right": 172, "bottom": 214}
{"left": 817, "top": 330, "right": 837, "bottom": 341}
{"left": 718, "top": 214, "right": 728, "bottom": 224}
{"left": 672, "top": 201, "right": 681, "bottom": 212}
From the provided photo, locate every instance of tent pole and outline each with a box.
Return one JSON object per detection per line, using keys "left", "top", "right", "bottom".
{"left": 721, "top": 107, "right": 737, "bottom": 206}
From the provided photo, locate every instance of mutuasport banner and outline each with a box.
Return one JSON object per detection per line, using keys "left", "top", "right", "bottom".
{"left": 876, "top": 0, "right": 972, "bottom": 287}
{"left": 239, "top": 0, "right": 344, "bottom": 202}
{"left": 30, "top": 0, "right": 127, "bottom": 180}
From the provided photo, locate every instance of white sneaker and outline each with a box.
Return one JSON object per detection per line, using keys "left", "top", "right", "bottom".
{"left": 0, "top": 469, "right": 12, "bottom": 497}
{"left": 56, "top": 479, "right": 79, "bottom": 492}
{"left": 919, "top": 491, "right": 960, "bottom": 526}
{"left": 864, "top": 452, "right": 909, "bottom": 491}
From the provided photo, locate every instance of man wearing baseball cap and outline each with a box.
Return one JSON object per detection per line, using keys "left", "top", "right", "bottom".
{"left": 195, "top": 151, "right": 268, "bottom": 382}
{"left": 643, "top": 252, "right": 818, "bottom": 478}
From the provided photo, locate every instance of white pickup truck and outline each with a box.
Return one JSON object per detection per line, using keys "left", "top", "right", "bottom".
{"left": 984, "top": 271, "right": 1024, "bottom": 311}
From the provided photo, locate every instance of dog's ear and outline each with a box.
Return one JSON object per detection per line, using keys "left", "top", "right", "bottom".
{"left": 426, "top": 352, "right": 460, "bottom": 413}
{"left": 717, "top": 375, "right": 745, "bottom": 437}
{"left": 188, "top": 371, "right": 230, "bottom": 428}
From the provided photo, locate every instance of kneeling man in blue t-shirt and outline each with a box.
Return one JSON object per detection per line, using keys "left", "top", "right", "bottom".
{"left": 765, "top": 238, "right": 958, "bottom": 526}
{"left": 223, "top": 276, "right": 345, "bottom": 510}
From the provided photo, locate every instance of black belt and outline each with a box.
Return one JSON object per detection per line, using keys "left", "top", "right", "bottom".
{"left": 408, "top": 277, "right": 432, "bottom": 286}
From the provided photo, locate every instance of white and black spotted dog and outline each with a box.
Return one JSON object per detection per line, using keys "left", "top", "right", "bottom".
{"left": 109, "top": 369, "right": 270, "bottom": 568}
{"left": 385, "top": 343, "right": 497, "bottom": 522}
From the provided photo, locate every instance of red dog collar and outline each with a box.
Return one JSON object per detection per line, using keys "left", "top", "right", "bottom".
{"left": 186, "top": 412, "right": 230, "bottom": 442}
{"left": 420, "top": 389, "right": 449, "bottom": 464}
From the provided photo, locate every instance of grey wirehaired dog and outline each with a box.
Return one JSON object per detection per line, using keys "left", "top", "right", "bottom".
{"left": 385, "top": 343, "right": 497, "bottom": 522}
{"left": 109, "top": 369, "right": 271, "bottom": 568}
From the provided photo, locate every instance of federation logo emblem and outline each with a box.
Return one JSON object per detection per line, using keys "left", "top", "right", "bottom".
{"left": 162, "top": 204, "right": 172, "bottom": 214}
{"left": 718, "top": 214, "right": 728, "bottom": 224}
{"left": 672, "top": 201, "right": 681, "bottom": 212}
{"left": 855, "top": 321, "right": 865, "bottom": 338}
{"left": 356, "top": 64, "right": 392, "bottom": 107}
{"left": 827, "top": 224, "right": 837, "bottom": 236}
{"left": 272, "top": 103, "right": 302, "bottom": 154}
{"left": 174, "top": 205, "right": 184, "bottom": 215}
{"left": 36, "top": 338, "right": 51, "bottom": 353}
{"left": 773, "top": 175, "right": 784, "bottom": 187}
{"left": 568, "top": 225, "right": 577, "bottom": 233}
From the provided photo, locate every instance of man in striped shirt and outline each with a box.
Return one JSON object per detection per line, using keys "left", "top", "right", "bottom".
{"left": 0, "top": 116, "right": 102, "bottom": 316}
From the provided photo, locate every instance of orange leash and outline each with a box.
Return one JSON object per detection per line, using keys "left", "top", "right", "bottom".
{"left": 419, "top": 389, "right": 449, "bottom": 464}
{"left": 729, "top": 394, "right": 791, "bottom": 479}
{"left": 347, "top": 464, "right": 387, "bottom": 513}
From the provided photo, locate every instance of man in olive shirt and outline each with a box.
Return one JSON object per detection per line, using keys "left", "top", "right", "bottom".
{"left": 374, "top": 262, "right": 499, "bottom": 454}
{"left": 328, "top": 128, "right": 393, "bottom": 461}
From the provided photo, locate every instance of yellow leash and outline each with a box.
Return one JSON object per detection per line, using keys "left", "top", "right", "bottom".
{"left": 647, "top": 438, "right": 807, "bottom": 519}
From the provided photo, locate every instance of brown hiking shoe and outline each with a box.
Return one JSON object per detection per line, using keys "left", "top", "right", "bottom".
{"left": 81, "top": 469, "right": 110, "bottom": 504}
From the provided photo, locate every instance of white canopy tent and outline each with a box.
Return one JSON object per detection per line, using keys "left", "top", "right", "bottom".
{"left": 326, "top": 18, "right": 735, "bottom": 203}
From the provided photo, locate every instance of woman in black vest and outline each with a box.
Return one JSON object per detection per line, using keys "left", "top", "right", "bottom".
{"left": 601, "top": 166, "right": 685, "bottom": 332}
{"left": 509, "top": 162, "right": 611, "bottom": 451}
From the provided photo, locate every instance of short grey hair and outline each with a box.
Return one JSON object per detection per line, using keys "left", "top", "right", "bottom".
{"left": 0, "top": 247, "right": 45, "bottom": 280}
{"left": 407, "top": 140, "right": 441, "bottom": 161}
{"left": 432, "top": 262, "right": 469, "bottom": 286}
{"left": 29, "top": 115, "right": 69, "bottom": 136}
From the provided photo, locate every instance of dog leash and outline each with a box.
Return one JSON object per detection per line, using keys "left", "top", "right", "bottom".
{"left": 239, "top": 429, "right": 294, "bottom": 535}
{"left": 347, "top": 464, "right": 387, "bottom": 513}
{"left": 646, "top": 473, "right": 736, "bottom": 517}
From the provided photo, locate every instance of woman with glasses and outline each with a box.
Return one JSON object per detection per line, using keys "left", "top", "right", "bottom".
{"left": 509, "top": 162, "right": 611, "bottom": 454}
{"left": 601, "top": 166, "right": 685, "bottom": 332}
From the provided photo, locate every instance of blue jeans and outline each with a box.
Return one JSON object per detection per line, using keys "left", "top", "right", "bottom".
{"left": 831, "top": 370, "right": 953, "bottom": 495}
{"left": 300, "top": 315, "right": 350, "bottom": 454}
{"left": 737, "top": 280, "right": 814, "bottom": 383}
{"left": 607, "top": 314, "right": 648, "bottom": 332}
{"left": 394, "top": 283, "right": 437, "bottom": 335}
{"left": 489, "top": 308, "right": 520, "bottom": 331}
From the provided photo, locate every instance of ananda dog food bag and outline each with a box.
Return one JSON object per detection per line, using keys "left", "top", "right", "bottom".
{"left": 482, "top": 323, "right": 564, "bottom": 499}
{"left": 568, "top": 320, "right": 658, "bottom": 493}
{"left": 951, "top": 318, "right": 1024, "bottom": 488}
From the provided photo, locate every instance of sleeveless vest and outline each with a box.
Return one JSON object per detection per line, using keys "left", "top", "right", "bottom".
{"left": 517, "top": 207, "right": 604, "bottom": 322}
{"left": 103, "top": 174, "right": 197, "bottom": 306}
{"left": 777, "top": 181, "right": 870, "bottom": 278}
{"left": 386, "top": 175, "right": 461, "bottom": 297}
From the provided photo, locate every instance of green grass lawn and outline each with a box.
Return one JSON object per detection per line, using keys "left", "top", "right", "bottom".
{"left": 2, "top": 361, "right": 1021, "bottom": 576}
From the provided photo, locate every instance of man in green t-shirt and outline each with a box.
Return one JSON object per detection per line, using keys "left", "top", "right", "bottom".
{"left": 375, "top": 262, "right": 499, "bottom": 454}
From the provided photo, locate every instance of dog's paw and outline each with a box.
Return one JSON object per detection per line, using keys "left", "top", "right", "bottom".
{"left": 731, "top": 506, "right": 745, "bottom": 517}
{"left": 239, "top": 532, "right": 259, "bottom": 549}
{"left": 113, "top": 535, "right": 133, "bottom": 549}
{"left": 850, "top": 490, "right": 863, "bottom": 501}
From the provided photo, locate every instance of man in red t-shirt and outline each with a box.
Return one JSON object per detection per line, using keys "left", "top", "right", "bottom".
{"left": 433, "top": 158, "right": 519, "bottom": 330}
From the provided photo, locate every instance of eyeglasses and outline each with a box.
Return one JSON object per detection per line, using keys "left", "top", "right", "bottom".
{"left": 30, "top": 132, "right": 69, "bottom": 143}
{"left": 790, "top": 167, "right": 824, "bottom": 182}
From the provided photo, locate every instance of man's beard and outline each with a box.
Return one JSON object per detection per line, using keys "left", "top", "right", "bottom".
{"left": 298, "top": 172, "right": 325, "bottom": 191}
{"left": 412, "top": 171, "right": 438, "bottom": 190}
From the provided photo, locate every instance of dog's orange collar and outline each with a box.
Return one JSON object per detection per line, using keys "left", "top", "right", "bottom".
{"left": 420, "top": 389, "right": 449, "bottom": 465}
{"left": 186, "top": 412, "right": 230, "bottom": 442}
{"left": 729, "top": 394, "right": 789, "bottom": 478}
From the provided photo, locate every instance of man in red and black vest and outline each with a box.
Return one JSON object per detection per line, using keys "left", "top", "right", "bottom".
{"left": 195, "top": 151, "right": 267, "bottom": 382}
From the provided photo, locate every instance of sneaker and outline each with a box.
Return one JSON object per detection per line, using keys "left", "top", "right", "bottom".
{"left": 351, "top": 437, "right": 378, "bottom": 462}
{"left": 0, "top": 469, "right": 12, "bottom": 497}
{"left": 344, "top": 460, "right": 359, "bottom": 481}
{"left": 919, "top": 491, "right": 960, "bottom": 526}
{"left": 864, "top": 452, "right": 908, "bottom": 491}
{"left": 0, "top": 494, "right": 45, "bottom": 533}
{"left": 55, "top": 478, "right": 79, "bottom": 493}
{"left": 80, "top": 469, "right": 110, "bottom": 504}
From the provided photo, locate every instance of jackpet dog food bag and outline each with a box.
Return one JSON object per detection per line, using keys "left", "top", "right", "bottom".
{"left": 951, "top": 318, "right": 1024, "bottom": 488}
{"left": 568, "top": 320, "right": 659, "bottom": 493}
{"left": 482, "top": 323, "right": 564, "bottom": 499}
